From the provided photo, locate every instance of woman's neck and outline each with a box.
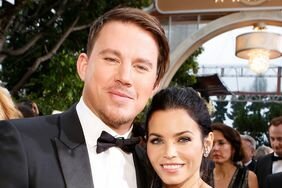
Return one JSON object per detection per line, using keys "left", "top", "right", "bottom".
{"left": 214, "top": 162, "right": 236, "bottom": 179}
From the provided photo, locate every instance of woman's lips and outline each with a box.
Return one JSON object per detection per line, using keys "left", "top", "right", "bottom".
{"left": 160, "top": 163, "right": 185, "bottom": 173}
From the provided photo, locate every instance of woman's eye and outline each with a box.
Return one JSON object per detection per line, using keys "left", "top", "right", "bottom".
{"left": 178, "top": 137, "right": 191, "bottom": 143}
{"left": 218, "top": 141, "right": 225, "bottom": 145}
{"left": 149, "top": 137, "right": 163, "bottom": 145}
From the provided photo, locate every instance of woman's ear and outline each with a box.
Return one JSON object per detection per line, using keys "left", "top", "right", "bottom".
{"left": 76, "top": 53, "right": 89, "bottom": 81}
{"left": 204, "top": 132, "right": 214, "bottom": 156}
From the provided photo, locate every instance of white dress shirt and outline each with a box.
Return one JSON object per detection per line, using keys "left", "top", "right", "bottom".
{"left": 244, "top": 159, "right": 252, "bottom": 167}
{"left": 272, "top": 153, "right": 282, "bottom": 174}
{"left": 76, "top": 98, "right": 137, "bottom": 188}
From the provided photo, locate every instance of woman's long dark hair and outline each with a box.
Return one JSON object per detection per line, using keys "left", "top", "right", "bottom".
{"left": 145, "top": 87, "right": 213, "bottom": 187}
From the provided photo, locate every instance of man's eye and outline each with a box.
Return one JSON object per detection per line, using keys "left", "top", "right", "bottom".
{"left": 104, "top": 57, "right": 118, "bottom": 63}
{"left": 134, "top": 64, "right": 149, "bottom": 72}
{"left": 178, "top": 137, "right": 191, "bottom": 143}
{"left": 149, "top": 137, "right": 163, "bottom": 144}
{"left": 278, "top": 138, "right": 282, "bottom": 142}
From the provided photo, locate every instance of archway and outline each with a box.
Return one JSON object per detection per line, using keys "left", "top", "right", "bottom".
{"left": 161, "top": 10, "right": 282, "bottom": 88}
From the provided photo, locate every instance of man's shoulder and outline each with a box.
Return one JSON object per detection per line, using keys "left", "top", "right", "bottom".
{"left": 0, "top": 105, "right": 77, "bottom": 136}
{"left": 0, "top": 114, "right": 60, "bottom": 140}
{"left": 1, "top": 104, "right": 76, "bottom": 128}
{"left": 255, "top": 153, "right": 273, "bottom": 173}
{"left": 257, "top": 153, "right": 273, "bottom": 163}
{"left": 1, "top": 113, "right": 57, "bottom": 128}
{"left": 266, "top": 172, "right": 282, "bottom": 187}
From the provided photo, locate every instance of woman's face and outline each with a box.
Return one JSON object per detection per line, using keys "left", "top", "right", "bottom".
{"left": 147, "top": 109, "right": 212, "bottom": 187}
{"left": 211, "top": 130, "right": 234, "bottom": 164}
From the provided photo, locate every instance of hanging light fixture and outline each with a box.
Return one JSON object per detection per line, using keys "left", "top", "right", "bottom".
{"left": 235, "top": 24, "right": 282, "bottom": 75}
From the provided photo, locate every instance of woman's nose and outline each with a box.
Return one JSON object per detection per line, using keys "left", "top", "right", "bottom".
{"left": 163, "top": 142, "right": 177, "bottom": 159}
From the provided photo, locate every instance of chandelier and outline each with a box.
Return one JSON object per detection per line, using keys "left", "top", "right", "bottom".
{"left": 235, "top": 24, "right": 282, "bottom": 75}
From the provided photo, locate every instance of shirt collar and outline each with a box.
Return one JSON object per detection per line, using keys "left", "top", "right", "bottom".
{"left": 274, "top": 153, "right": 281, "bottom": 157}
{"left": 244, "top": 159, "right": 252, "bottom": 166}
{"left": 76, "top": 97, "right": 133, "bottom": 148}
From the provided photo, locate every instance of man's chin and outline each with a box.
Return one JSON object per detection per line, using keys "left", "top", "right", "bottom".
{"left": 102, "top": 112, "right": 134, "bottom": 127}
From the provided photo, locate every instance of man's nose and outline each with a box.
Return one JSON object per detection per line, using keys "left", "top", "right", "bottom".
{"left": 272, "top": 139, "right": 279, "bottom": 148}
{"left": 115, "top": 62, "right": 133, "bottom": 86}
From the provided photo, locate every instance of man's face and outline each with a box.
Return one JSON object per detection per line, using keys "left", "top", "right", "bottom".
{"left": 241, "top": 139, "right": 254, "bottom": 162}
{"left": 269, "top": 124, "right": 282, "bottom": 156}
{"left": 77, "top": 21, "right": 159, "bottom": 133}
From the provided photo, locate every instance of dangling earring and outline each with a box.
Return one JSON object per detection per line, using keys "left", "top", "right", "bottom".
{"left": 203, "top": 146, "right": 210, "bottom": 158}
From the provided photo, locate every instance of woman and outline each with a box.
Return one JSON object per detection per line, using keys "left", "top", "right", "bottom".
{"left": 145, "top": 87, "right": 214, "bottom": 188}
{"left": 210, "top": 123, "right": 258, "bottom": 188}
{"left": 0, "top": 86, "right": 22, "bottom": 120}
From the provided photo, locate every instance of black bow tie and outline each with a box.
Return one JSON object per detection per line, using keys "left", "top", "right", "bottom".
{"left": 272, "top": 155, "right": 282, "bottom": 161}
{"left": 96, "top": 131, "right": 140, "bottom": 154}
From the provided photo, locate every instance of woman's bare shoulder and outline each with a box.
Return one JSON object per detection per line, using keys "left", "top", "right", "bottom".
{"left": 248, "top": 170, "right": 258, "bottom": 188}
{"left": 201, "top": 181, "right": 212, "bottom": 188}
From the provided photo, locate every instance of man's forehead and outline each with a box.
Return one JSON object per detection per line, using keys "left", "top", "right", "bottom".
{"left": 270, "top": 124, "right": 282, "bottom": 130}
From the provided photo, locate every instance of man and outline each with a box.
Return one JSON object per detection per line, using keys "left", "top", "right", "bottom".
{"left": 16, "top": 99, "right": 40, "bottom": 117}
{"left": 241, "top": 134, "right": 257, "bottom": 171}
{"left": 0, "top": 7, "right": 169, "bottom": 188}
{"left": 266, "top": 172, "right": 282, "bottom": 188}
{"left": 255, "top": 116, "right": 282, "bottom": 188}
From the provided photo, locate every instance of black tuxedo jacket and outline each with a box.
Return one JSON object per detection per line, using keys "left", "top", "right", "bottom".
{"left": 246, "top": 159, "right": 257, "bottom": 172}
{"left": 255, "top": 153, "right": 274, "bottom": 188}
{"left": 266, "top": 172, "right": 282, "bottom": 188}
{"left": 0, "top": 105, "right": 153, "bottom": 188}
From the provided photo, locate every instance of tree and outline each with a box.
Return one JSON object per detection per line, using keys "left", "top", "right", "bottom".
{"left": 0, "top": 0, "right": 150, "bottom": 114}
{"left": 169, "top": 47, "right": 203, "bottom": 87}
{"left": 226, "top": 75, "right": 282, "bottom": 146}
{"left": 244, "top": 102, "right": 268, "bottom": 145}
{"left": 27, "top": 50, "right": 83, "bottom": 115}
{"left": 212, "top": 98, "right": 228, "bottom": 123}
{"left": 266, "top": 102, "right": 282, "bottom": 120}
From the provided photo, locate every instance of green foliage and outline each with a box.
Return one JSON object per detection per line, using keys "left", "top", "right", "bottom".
{"left": 27, "top": 50, "right": 83, "bottom": 115}
{"left": 225, "top": 76, "right": 282, "bottom": 145}
{"left": 212, "top": 98, "right": 228, "bottom": 123}
{"left": 169, "top": 47, "right": 203, "bottom": 87}
{"left": 236, "top": 102, "right": 268, "bottom": 145}
{"left": 266, "top": 102, "right": 282, "bottom": 120}
{"left": 226, "top": 96, "right": 282, "bottom": 146}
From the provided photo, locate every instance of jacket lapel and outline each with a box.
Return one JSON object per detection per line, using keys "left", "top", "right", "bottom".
{"left": 268, "top": 153, "right": 275, "bottom": 174}
{"left": 53, "top": 105, "right": 94, "bottom": 188}
{"left": 133, "top": 145, "right": 154, "bottom": 188}
{"left": 132, "top": 125, "right": 153, "bottom": 188}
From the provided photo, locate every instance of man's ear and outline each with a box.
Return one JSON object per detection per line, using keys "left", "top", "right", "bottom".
{"left": 77, "top": 53, "right": 88, "bottom": 81}
{"left": 151, "top": 81, "right": 160, "bottom": 97}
